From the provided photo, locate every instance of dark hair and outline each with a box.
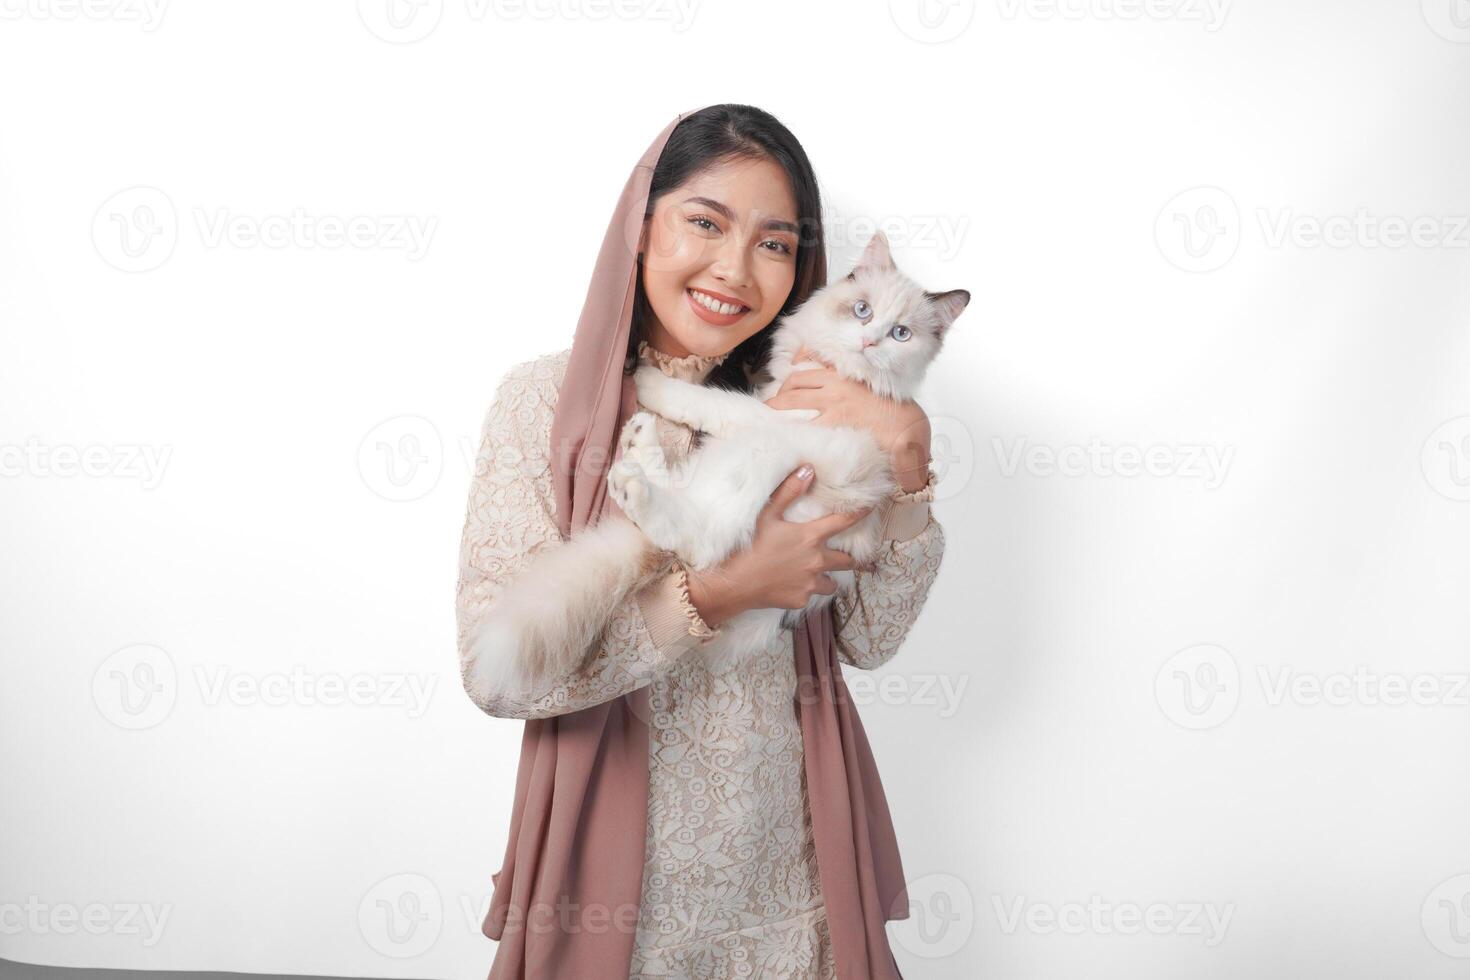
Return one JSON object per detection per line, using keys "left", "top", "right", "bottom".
{"left": 626, "top": 104, "right": 827, "bottom": 393}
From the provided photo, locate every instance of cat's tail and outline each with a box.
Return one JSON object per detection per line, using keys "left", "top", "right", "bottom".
{"left": 464, "top": 516, "right": 665, "bottom": 705}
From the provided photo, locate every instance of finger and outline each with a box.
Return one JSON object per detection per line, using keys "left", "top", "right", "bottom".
{"left": 820, "top": 547, "right": 861, "bottom": 572}
{"left": 763, "top": 463, "right": 816, "bottom": 515}
{"left": 811, "top": 573, "right": 837, "bottom": 596}
{"left": 786, "top": 369, "right": 835, "bottom": 390}
{"left": 805, "top": 506, "right": 875, "bottom": 537}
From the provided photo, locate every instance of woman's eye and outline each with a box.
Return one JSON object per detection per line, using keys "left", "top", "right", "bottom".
{"left": 761, "top": 238, "right": 793, "bottom": 255}
{"left": 889, "top": 324, "right": 912, "bottom": 342}
{"left": 852, "top": 300, "right": 872, "bottom": 320}
{"left": 688, "top": 216, "right": 718, "bottom": 232}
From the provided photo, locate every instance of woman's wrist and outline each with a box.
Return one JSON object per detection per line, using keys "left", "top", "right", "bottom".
{"left": 684, "top": 565, "right": 749, "bottom": 629}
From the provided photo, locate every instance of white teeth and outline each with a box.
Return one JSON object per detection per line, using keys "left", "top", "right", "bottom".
{"left": 690, "top": 289, "right": 745, "bottom": 316}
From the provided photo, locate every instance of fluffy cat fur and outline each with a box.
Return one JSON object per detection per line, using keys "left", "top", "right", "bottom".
{"left": 465, "top": 231, "right": 969, "bottom": 697}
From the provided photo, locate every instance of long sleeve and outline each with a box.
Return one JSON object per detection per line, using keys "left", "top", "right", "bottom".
{"left": 455, "top": 354, "right": 719, "bottom": 720}
{"left": 831, "top": 467, "right": 946, "bottom": 671}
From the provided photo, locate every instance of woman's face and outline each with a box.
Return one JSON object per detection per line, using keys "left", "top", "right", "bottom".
{"left": 639, "top": 155, "right": 801, "bottom": 359}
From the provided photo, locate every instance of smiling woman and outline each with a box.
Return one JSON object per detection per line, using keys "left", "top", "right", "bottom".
{"left": 457, "top": 104, "right": 944, "bottom": 980}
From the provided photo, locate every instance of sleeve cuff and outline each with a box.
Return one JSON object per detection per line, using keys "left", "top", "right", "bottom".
{"left": 634, "top": 562, "right": 719, "bottom": 656}
{"left": 880, "top": 467, "right": 937, "bottom": 542}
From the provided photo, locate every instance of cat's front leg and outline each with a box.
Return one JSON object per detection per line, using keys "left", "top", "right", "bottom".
{"left": 607, "top": 412, "right": 686, "bottom": 551}
{"left": 634, "top": 365, "right": 816, "bottom": 437}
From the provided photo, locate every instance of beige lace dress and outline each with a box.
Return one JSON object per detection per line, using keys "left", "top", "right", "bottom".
{"left": 456, "top": 342, "right": 946, "bottom": 979}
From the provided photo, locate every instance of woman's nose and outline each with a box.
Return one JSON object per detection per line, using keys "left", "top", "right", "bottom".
{"left": 709, "top": 239, "right": 751, "bottom": 287}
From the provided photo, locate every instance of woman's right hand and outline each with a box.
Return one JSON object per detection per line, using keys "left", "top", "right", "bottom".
{"left": 684, "top": 464, "right": 874, "bottom": 629}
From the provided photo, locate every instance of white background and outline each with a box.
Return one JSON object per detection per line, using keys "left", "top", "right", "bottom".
{"left": 3, "top": 0, "right": 1470, "bottom": 977}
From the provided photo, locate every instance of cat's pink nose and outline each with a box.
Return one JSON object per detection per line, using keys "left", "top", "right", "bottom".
{"left": 862, "top": 338, "right": 878, "bottom": 349}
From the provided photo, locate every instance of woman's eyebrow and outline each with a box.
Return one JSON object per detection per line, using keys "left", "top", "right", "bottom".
{"left": 682, "top": 196, "right": 799, "bottom": 235}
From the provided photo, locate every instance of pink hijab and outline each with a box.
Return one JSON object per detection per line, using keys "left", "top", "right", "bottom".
{"left": 480, "top": 106, "right": 911, "bottom": 979}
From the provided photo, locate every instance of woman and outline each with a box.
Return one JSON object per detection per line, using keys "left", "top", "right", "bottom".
{"left": 456, "top": 104, "right": 945, "bottom": 979}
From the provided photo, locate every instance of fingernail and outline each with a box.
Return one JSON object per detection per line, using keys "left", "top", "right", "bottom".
{"left": 796, "top": 464, "right": 814, "bottom": 481}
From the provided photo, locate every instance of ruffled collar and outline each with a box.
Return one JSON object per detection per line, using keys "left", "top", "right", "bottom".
{"left": 637, "top": 339, "right": 729, "bottom": 384}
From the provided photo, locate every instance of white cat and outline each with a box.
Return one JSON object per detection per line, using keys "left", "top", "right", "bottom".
{"left": 466, "top": 232, "right": 969, "bottom": 698}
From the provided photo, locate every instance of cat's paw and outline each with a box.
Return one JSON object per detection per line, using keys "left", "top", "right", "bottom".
{"left": 607, "top": 456, "right": 651, "bottom": 522}
{"left": 618, "top": 411, "right": 667, "bottom": 473}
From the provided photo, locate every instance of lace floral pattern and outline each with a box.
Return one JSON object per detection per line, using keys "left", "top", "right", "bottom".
{"left": 456, "top": 346, "right": 947, "bottom": 978}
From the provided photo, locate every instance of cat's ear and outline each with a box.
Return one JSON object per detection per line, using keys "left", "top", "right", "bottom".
{"left": 848, "top": 230, "right": 895, "bottom": 278}
{"left": 926, "top": 289, "right": 971, "bottom": 328}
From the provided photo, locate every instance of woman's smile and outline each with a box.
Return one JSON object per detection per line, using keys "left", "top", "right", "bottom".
{"left": 685, "top": 286, "right": 751, "bottom": 325}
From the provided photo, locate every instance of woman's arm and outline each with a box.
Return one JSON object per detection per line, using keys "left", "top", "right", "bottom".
{"left": 831, "top": 470, "right": 946, "bottom": 670}
{"left": 456, "top": 356, "right": 718, "bottom": 720}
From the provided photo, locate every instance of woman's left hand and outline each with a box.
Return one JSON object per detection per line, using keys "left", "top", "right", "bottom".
{"left": 764, "top": 348, "right": 932, "bottom": 493}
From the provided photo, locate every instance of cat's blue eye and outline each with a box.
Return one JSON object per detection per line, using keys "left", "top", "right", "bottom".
{"left": 889, "top": 324, "right": 912, "bottom": 342}
{"left": 852, "top": 300, "right": 872, "bottom": 320}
